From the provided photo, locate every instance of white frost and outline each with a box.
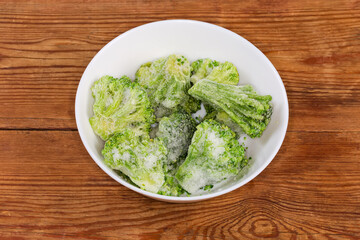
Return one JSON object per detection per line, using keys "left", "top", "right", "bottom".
{"left": 111, "top": 148, "right": 131, "bottom": 162}
{"left": 212, "top": 146, "right": 225, "bottom": 158}
{"left": 105, "top": 96, "right": 113, "bottom": 107}
{"left": 111, "top": 148, "right": 120, "bottom": 161}
{"left": 181, "top": 166, "right": 208, "bottom": 194}
{"left": 207, "top": 130, "right": 225, "bottom": 158}
{"left": 144, "top": 154, "right": 158, "bottom": 169}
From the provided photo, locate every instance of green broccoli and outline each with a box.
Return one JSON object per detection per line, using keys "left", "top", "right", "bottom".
{"left": 190, "top": 58, "right": 219, "bottom": 83}
{"left": 152, "top": 95, "right": 201, "bottom": 119}
{"left": 189, "top": 80, "right": 272, "bottom": 138}
{"left": 102, "top": 130, "right": 167, "bottom": 193}
{"left": 175, "top": 120, "right": 247, "bottom": 194}
{"left": 158, "top": 175, "right": 184, "bottom": 196}
{"left": 155, "top": 111, "right": 197, "bottom": 196}
{"left": 216, "top": 111, "right": 244, "bottom": 137}
{"left": 156, "top": 111, "right": 197, "bottom": 166}
{"left": 158, "top": 171, "right": 187, "bottom": 197}
{"left": 89, "top": 75, "right": 155, "bottom": 140}
{"left": 190, "top": 59, "right": 239, "bottom": 119}
{"left": 135, "top": 57, "right": 166, "bottom": 103}
{"left": 190, "top": 59, "right": 239, "bottom": 85}
{"left": 135, "top": 54, "right": 191, "bottom": 109}
{"left": 158, "top": 155, "right": 188, "bottom": 197}
{"left": 180, "top": 94, "right": 201, "bottom": 114}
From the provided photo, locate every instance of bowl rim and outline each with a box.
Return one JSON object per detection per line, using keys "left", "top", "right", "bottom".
{"left": 75, "top": 19, "right": 289, "bottom": 202}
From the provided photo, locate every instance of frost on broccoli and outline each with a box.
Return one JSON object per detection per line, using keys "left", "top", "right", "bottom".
{"left": 158, "top": 155, "right": 187, "bottom": 197}
{"left": 158, "top": 170, "right": 187, "bottom": 197}
{"left": 153, "top": 94, "right": 201, "bottom": 119}
{"left": 216, "top": 111, "right": 243, "bottom": 137}
{"left": 189, "top": 80, "right": 272, "bottom": 138}
{"left": 190, "top": 59, "right": 239, "bottom": 85}
{"left": 89, "top": 75, "right": 155, "bottom": 140}
{"left": 135, "top": 58, "right": 166, "bottom": 100}
{"left": 135, "top": 54, "right": 191, "bottom": 109}
{"left": 155, "top": 110, "right": 197, "bottom": 196}
{"left": 175, "top": 120, "right": 247, "bottom": 194}
{"left": 102, "top": 130, "right": 166, "bottom": 193}
{"left": 158, "top": 175, "right": 185, "bottom": 196}
{"left": 180, "top": 94, "right": 201, "bottom": 114}
{"left": 156, "top": 111, "right": 197, "bottom": 166}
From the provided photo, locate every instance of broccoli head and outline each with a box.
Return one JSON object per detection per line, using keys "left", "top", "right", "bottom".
{"left": 189, "top": 80, "right": 272, "bottom": 138}
{"left": 89, "top": 75, "right": 155, "bottom": 140}
{"left": 216, "top": 111, "right": 244, "bottom": 137}
{"left": 175, "top": 120, "right": 247, "bottom": 194}
{"left": 102, "top": 130, "right": 167, "bottom": 193}
{"left": 158, "top": 172, "right": 187, "bottom": 197}
{"left": 180, "top": 94, "right": 201, "bottom": 114}
{"left": 190, "top": 58, "right": 239, "bottom": 85}
{"left": 156, "top": 111, "right": 197, "bottom": 166}
{"left": 135, "top": 58, "right": 166, "bottom": 99}
{"left": 135, "top": 54, "right": 191, "bottom": 109}
{"left": 152, "top": 94, "right": 201, "bottom": 119}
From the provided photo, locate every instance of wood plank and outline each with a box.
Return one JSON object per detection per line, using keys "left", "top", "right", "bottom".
{"left": 0, "top": 0, "right": 359, "bottom": 131}
{"left": 0, "top": 130, "right": 359, "bottom": 239}
{"left": 1, "top": 1, "right": 360, "bottom": 239}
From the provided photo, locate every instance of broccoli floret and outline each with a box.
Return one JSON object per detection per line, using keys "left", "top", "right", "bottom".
{"left": 153, "top": 105, "right": 174, "bottom": 119}
{"left": 89, "top": 75, "right": 155, "bottom": 140}
{"left": 190, "top": 59, "right": 239, "bottom": 85}
{"left": 190, "top": 59, "right": 239, "bottom": 119}
{"left": 135, "top": 58, "right": 166, "bottom": 99}
{"left": 156, "top": 111, "right": 197, "bottom": 166}
{"left": 158, "top": 155, "right": 187, "bottom": 197}
{"left": 189, "top": 80, "right": 272, "bottom": 138}
{"left": 158, "top": 171, "right": 187, "bottom": 197}
{"left": 158, "top": 175, "right": 184, "bottom": 196}
{"left": 155, "top": 111, "right": 197, "bottom": 197}
{"left": 152, "top": 95, "right": 201, "bottom": 119}
{"left": 135, "top": 55, "right": 191, "bottom": 109}
{"left": 102, "top": 130, "right": 166, "bottom": 193}
{"left": 180, "top": 94, "right": 201, "bottom": 114}
{"left": 190, "top": 58, "right": 219, "bottom": 83}
{"left": 216, "top": 111, "right": 244, "bottom": 137}
{"left": 175, "top": 120, "right": 247, "bottom": 194}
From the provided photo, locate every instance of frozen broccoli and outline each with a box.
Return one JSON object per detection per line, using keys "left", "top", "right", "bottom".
{"left": 190, "top": 59, "right": 239, "bottom": 119}
{"left": 175, "top": 120, "right": 247, "bottom": 193}
{"left": 158, "top": 176, "right": 184, "bottom": 196}
{"left": 156, "top": 111, "right": 197, "bottom": 166}
{"left": 189, "top": 80, "right": 272, "bottom": 138}
{"left": 216, "top": 111, "right": 243, "bottom": 137}
{"left": 180, "top": 94, "right": 201, "bottom": 114}
{"left": 158, "top": 171, "right": 187, "bottom": 197}
{"left": 102, "top": 130, "right": 167, "bottom": 193}
{"left": 152, "top": 95, "right": 200, "bottom": 119}
{"left": 158, "top": 155, "right": 187, "bottom": 197}
{"left": 135, "top": 54, "right": 191, "bottom": 109}
{"left": 135, "top": 58, "right": 166, "bottom": 99}
{"left": 89, "top": 75, "right": 155, "bottom": 140}
{"left": 190, "top": 59, "right": 239, "bottom": 85}
{"left": 190, "top": 58, "right": 219, "bottom": 83}
{"left": 153, "top": 105, "right": 174, "bottom": 119}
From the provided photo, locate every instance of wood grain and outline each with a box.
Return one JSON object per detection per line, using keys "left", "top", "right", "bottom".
{"left": 0, "top": 0, "right": 360, "bottom": 239}
{"left": 0, "top": 131, "right": 359, "bottom": 239}
{"left": 0, "top": 0, "right": 359, "bottom": 131}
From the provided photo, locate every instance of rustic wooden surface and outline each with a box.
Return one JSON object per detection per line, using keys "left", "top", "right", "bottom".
{"left": 1, "top": 0, "right": 359, "bottom": 239}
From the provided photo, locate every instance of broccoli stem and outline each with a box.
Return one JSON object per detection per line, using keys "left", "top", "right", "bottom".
{"left": 189, "top": 80, "right": 272, "bottom": 138}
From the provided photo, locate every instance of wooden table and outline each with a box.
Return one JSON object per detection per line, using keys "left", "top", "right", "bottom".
{"left": 1, "top": 0, "right": 359, "bottom": 239}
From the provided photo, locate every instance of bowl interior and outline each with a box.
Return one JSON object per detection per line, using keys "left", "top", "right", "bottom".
{"left": 75, "top": 20, "right": 288, "bottom": 202}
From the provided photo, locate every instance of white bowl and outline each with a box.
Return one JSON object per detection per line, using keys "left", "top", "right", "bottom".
{"left": 75, "top": 20, "right": 289, "bottom": 203}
